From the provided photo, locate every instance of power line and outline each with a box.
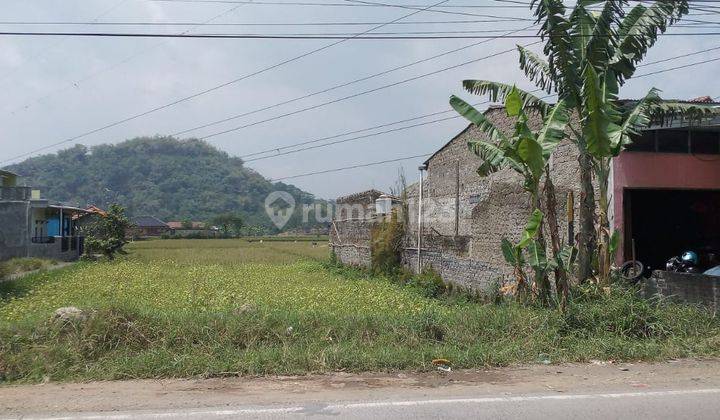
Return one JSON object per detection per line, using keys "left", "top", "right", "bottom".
{"left": 196, "top": 44, "right": 535, "bottom": 140}
{"left": 248, "top": 50, "right": 720, "bottom": 165}
{"left": 1, "top": 31, "right": 718, "bottom": 39}
{"left": 151, "top": 0, "right": 529, "bottom": 8}
{"left": 268, "top": 152, "right": 434, "bottom": 181}
{"left": 246, "top": 114, "right": 461, "bottom": 162}
{"left": 191, "top": 42, "right": 720, "bottom": 142}
{"left": 633, "top": 55, "right": 720, "bottom": 77}
{"left": 241, "top": 107, "right": 460, "bottom": 158}
{"left": 152, "top": 0, "right": 535, "bottom": 20}
{"left": 0, "top": 0, "right": 449, "bottom": 165}
{"left": 0, "top": 0, "right": 129, "bottom": 85}
{"left": 0, "top": 19, "right": 540, "bottom": 27}
{"left": 7, "top": 2, "right": 250, "bottom": 116}
{"left": 0, "top": 19, "right": 713, "bottom": 28}
{"left": 638, "top": 45, "right": 720, "bottom": 67}
{"left": 171, "top": 24, "right": 537, "bottom": 136}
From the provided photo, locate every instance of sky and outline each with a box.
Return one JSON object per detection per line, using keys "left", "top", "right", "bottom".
{"left": 0, "top": 0, "right": 719, "bottom": 200}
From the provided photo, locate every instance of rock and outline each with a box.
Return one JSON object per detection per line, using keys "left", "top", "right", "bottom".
{"left": 233, "top": 303, "right": 256, "bottom": 316}
{"left": 52, "top": 307, "right": 87, "bottom": 323}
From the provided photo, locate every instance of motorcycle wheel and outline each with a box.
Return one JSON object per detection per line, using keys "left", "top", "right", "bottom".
{"left": 621, "top": 260, "right": 644, "bottom": 281}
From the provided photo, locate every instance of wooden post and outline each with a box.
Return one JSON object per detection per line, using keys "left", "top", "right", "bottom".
{"left": 567, "top": 191, "right": 574, "bottom": 246}
{"left": 455, "top": 160, "right": 460, "bottom": 237}
{"left": 417, "top": 165, "right": 426, "bottom": 274}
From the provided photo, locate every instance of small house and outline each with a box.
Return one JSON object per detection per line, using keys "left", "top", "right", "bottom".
{"left": 128, "top": 216, "right": 170, "bottom": 238}
{"left": 0, "top": 170, "right": 88, "bottom": 261}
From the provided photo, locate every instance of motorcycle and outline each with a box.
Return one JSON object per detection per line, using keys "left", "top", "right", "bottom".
{"left": 666, "top": 251, "right": 703, "bottom": 274}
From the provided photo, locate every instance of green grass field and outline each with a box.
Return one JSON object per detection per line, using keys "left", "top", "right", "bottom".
{"left": 2, "top": 239, "right": 720, "bottom": 383}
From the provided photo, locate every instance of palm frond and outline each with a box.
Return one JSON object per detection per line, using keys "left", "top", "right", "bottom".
{"left": 531, "top": 0, "right": 581, "bottom": 106}
{"left": 584, "top": 0, "right": 624, "bottom": 71}
{"left": 518, "top": 45, "right": 554, "bottom": 93}
{"left": 450, "top": 95, "right": 509, "bottom": 144}
{"left": 568, "top": 4, "right": 597, "bottom": 65}
{"left": 462, "top": 80, "right": 551, "bottom": 116}
{"left": 610, "top": 87, "right": 661, "bottom": 154}
{"left": 536, "top": 99, "right": 569, "bottom": 158}
{"left": 611, "top": 1, "right": 689, "bottom": 83}
{"left": 468, "top": 140, "right": 523, "bottom": 176}
{"left": 581, "top": 65, "right": 612, "bottom": 158}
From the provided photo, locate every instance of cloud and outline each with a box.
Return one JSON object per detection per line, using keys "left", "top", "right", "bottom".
{"left": 0, "top": 1, "right": 717, "bottom": 199}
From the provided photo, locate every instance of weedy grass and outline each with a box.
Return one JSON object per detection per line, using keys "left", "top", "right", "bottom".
{"left": 1, "top": 239, "right": 720, "bottom": 383}
{"left": 0, "top": 258, "right": 57, "bottom": 279}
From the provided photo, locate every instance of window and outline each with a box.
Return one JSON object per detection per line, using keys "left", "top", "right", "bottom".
{"left": 690, "top": 130, "right": 720, "bottom": 155}
{"left": 657, "top": 129, "right": 689, "bottom": 153}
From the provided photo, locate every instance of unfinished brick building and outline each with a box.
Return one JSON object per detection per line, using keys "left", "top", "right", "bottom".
{"left": 332, "top": 100, "right": 720, "bottom": 291}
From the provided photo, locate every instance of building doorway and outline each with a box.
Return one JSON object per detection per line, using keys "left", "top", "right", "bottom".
{"left": 624, "top": 189, "right": 720, "bottom": 272}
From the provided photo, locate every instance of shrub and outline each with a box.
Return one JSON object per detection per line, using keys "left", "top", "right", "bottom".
{"left": 406, "top": 268, "right": 446, "bottom": 298}
{"left": 370, "top": 210, "right": 404, "bottom": 275}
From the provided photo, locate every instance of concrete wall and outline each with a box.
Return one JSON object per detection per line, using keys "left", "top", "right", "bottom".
{"left": 27, "top": 238, "right": 82, "bottom": 262}
{"left": 0, "top": 201, "right": 31, "bottom": 260}
{"left": 644, "top": 270, "right": 720, "bottom": 312}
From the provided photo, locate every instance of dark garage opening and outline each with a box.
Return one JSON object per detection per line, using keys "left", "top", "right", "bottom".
{"left": 625, "top": 189, "right": 720, "bottom": 272}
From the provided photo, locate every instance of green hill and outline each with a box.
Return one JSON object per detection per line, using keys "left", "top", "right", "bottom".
{"left": 4, "top": 137, "right": 322, "bottom": 233}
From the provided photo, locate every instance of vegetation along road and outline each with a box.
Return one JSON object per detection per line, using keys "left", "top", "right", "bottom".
{"left": 2, "top": 239, "right": 720, "bottom": 384}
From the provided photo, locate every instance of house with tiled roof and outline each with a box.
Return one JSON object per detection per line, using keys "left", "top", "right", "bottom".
{"left": 128, "top": 216, "right": 170, "bottom": 238}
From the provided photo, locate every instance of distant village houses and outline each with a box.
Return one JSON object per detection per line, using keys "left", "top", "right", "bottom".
{"left": 166, "top": 221, "right": 219, "bottom": 238}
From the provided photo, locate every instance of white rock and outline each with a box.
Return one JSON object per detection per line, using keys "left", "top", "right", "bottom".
{"left": 52, "top": 307, "right": 87, "bottom": 323}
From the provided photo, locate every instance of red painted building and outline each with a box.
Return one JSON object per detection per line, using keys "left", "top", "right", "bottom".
{"left": 612, "top": 112, "right": 720, "bottom": 271}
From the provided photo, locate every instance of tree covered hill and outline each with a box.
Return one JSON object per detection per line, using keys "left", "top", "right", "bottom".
{"left": 4, "top": 137, "right": 321, "bottom": 231}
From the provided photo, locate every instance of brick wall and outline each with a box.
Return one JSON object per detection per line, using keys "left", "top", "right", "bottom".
{"left": 403, "top": 107, "right": 585, "bottom": 290}
{"left": 330, "top": 190, "right": 385, "bottom": 268}
{"left": 330, "top": 218, "right": 375, "bottom": 268}
{"left": 643, "top": 270, "right": 720, "bottom": 312}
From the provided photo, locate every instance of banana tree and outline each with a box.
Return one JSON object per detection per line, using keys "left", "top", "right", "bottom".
{"left": 457, "top": 0, "right": 720, "bottom": 284}
{"left": 450, "top": 87, "right": 570, "bottom": 303}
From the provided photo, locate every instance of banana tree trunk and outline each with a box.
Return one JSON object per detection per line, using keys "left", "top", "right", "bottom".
{"left": 577, "top": 151, "right": 597, "bottom": 282}
{"left": 531, "top": 190, "right": 553, "bottom": 306}
{"left": 596, "top": 158, "right": 612, "bottom": 285}
{"left": 543, "top": 170, "right": 568, "bottom": 309}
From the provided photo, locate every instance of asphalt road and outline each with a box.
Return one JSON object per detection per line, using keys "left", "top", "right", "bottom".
{"left": 6, "top": 388, "right": 720, "bottom": 419}
{"left": 4, "top": 360, "right": 720, "bottom": 419}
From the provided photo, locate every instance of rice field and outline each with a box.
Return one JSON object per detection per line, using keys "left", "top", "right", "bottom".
{"left": 1, "top": 239, "right": 720, "bottom": 383}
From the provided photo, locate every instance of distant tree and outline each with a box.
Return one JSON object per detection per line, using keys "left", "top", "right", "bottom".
{"left": 212, "top": 213, "right": 243, "bottom": 237}
{"left": 82, "top": 204, "right": 132, "bottom": 260}
{"left": 5, "top": 137, "right": 322, "bottom": 232}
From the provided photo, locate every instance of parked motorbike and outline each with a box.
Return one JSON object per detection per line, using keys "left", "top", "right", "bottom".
{"left": 665, "top": 251, "right": 703, "bottom": 273}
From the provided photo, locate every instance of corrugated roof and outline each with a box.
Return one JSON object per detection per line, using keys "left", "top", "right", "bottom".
{"left": 425, "top": 97, "right": 720, "bottom": 165}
